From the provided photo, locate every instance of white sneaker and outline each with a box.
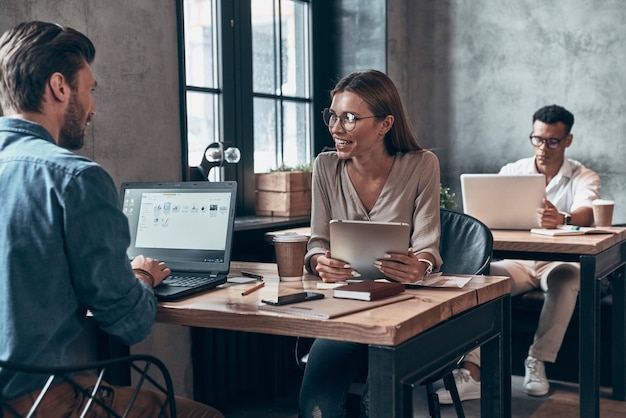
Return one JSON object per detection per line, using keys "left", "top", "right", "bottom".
{"left": 524, "top": 356, "right": 549, "bottom": 396}
{"left": 435, "top": 368, "right": 481, "bottom": 404}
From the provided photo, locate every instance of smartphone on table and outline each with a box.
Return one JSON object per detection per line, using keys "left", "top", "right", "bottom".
{"left": 261, "top": 291, "right": 324, "bottom": 306}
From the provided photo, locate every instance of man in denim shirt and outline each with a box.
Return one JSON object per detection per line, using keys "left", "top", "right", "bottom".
{"left": 0, "top": 21, "right": 222, "bottom": 417}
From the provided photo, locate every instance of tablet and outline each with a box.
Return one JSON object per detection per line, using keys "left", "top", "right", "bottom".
{"left": 329, "top": 219, "right": 411, "bottom": 280}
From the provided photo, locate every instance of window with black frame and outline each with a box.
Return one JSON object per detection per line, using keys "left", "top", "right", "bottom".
{"left": 250, "top": 0, "right": 312, "bottom": 173}
{"left": 179, "top": 0, "right": 313, "bottom": 211}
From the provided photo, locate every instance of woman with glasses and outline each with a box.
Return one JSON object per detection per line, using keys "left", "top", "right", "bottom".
{"left": 299, "top": 69, "right": 442, "bottom": 417}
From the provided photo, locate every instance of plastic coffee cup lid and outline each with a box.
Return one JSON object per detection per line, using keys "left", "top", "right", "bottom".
{"left": 592, "top": 199, "right": 614, "bottom": 205}
{"left": 273, "top": 232, "right": 308, "bottom": 242}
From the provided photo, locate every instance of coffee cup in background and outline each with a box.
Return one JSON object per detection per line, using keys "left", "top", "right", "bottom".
{"left": 592, "top": 199, "right": 614, "bottom": 227}
{"left": 273, "top": 233, "right": 308, "bottom": 281}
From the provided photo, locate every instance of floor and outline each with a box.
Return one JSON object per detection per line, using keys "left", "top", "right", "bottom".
{"left": 219, "top": 375, "right": 626, "bottom": 417}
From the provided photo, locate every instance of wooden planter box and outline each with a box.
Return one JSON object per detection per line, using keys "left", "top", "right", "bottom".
{"left": 255, "top": 171, "right": 312, "bottom": 217}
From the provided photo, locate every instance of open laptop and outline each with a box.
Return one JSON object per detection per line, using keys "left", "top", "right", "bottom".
{"left": 120, "top": 181, "right": 237, "bottom": 301}
{"left": 329, "top": 220, "right": 410, "bottom": 280}
{"left": 460, "top": 174, "right": 546, "bottom": 230}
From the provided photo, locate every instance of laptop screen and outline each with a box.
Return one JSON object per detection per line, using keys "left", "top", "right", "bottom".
{"left": 120, "top": 181, "right": 237, "bottom": 273}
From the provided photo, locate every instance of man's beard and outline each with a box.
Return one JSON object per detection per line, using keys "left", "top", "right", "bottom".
{"left": 58, "top": 93, "right": 87, "bottom": 150}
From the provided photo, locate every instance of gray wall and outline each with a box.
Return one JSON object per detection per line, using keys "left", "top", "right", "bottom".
{"left": 0, "top": 1, "right": 183, "bottom": 185}
{"left": 0, "top": 0, "right": 193, "bottom": 398}
{"left": 388, "top": 0, "right": 626, "bottom": 224}
{"left": 336, "top": 0, "right": 387, "bottom": 74}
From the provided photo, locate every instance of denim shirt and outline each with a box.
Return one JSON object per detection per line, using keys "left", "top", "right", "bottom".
{"left": 0, "top": 118, "right": 156, "bottom": 398}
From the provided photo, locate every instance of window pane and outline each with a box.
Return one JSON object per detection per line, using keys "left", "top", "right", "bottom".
{"left": 187, "top": 91, "right": 219, "bottom": 167}
{"left": 282, "top": 100, "right": 310, "bottom": 167}
{"left": 184, "top": 0, "right": 217, "bottom": 88}
{"left": 253, "top": 97, "right": 280, "bottom": 172}
{"left": 281, "top": 1, "right": 309, "bottom": 97}
{"left": 252, "top": 1, "right": 311, "bottom": 173}
{"left": 252, "top": 0, "right": 309, "bottom": 98}
{"left": 251, "top": 0, "right": 278, "bottom": 94}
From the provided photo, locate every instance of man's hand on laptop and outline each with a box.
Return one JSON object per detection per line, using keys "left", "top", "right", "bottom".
{"left": 131, "top": 255, "right": 171, "bottom": 288}
{"left": 536, "top": 199, "right": 563, "bottom": 229}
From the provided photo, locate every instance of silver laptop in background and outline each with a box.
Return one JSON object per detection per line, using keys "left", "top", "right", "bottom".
{"left": 120, "top": 181, "right": 237, "bottom": 301}
{"left": 460, "top": 174, "right": 546, "bottom": 230}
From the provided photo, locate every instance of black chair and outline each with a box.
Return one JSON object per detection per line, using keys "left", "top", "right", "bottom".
{"left": 423, "top": 208, "right": 493, "bottom": 418}
{"left": 0, "top": 354, "right": 177, "bottom": 418}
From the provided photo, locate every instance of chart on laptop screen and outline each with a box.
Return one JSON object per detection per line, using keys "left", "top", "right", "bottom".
{"left": 131, "top": 191, "right": 230, "bottom": 250}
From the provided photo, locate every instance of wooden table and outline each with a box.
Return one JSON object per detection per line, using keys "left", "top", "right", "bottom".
{"left": 492, "top": 228, "right": 626, "bottom": 418}
{"left": 157, "top": 261, "right": 512, "bottom": 417}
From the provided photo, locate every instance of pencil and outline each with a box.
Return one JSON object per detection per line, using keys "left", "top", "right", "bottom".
{"left": 241, "top": 281, "right": 265, "bottom": 296}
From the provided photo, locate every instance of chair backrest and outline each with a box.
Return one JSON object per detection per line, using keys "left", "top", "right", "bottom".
{"left": 439, "top": 208, "right": 493, "bottom": 275}
{"left": 0, "top": 354, "right": 176, "bottom": 418}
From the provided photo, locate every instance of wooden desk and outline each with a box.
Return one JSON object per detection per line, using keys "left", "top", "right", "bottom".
{"left": 492, "top": 228, "right": 626, "bottom": 418}
{"left": 157, "top": 261, "right": 511, "bottom": 417}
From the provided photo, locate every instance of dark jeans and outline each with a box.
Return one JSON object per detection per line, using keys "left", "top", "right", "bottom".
{"left": 299, "top": 339, "right": 368, "bottom": 418}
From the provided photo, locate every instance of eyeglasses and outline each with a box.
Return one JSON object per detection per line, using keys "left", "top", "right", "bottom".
{"left": 322, "top": 108, "right": 384, "bottom": 132}
{"left": 529, "top": 133, "right": 568, "bottom": 149}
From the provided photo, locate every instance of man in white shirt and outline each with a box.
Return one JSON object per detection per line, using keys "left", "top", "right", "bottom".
{"left": 437, "top": 104, "right": 601, "bottom": 403}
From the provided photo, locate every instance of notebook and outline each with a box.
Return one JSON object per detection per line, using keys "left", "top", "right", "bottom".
{"left": 329, "top": 220, "right": 411, "bottom": 280}
{"left": 460, "top": 174, "right": 545, "bottom": 230}
{"left": 333, "top": 280, "right": 405, "bottom": 301}
{"left": 120, "top": 181, "right": 237, "bottom": 301}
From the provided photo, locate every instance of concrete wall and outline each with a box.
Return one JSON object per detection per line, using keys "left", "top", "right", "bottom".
{"left": 0, "top": 0, "right": 193, "bottom": 398}
{"left": 0, "top": 1, "right": 183, "bottom": 185}
{"left": 388, "top": 0, "right": 626, "bottom": 223}
{"left": 336, "top": 0, "right": 386, "bottom": 75}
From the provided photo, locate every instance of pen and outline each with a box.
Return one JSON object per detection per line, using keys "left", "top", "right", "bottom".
{"left": 241, "top": 271, "right": 264, "bottom": 280}
{"left": 241, "top": 281, "right": 265, "bottom": 296}
{"left": 558, "top": 225, "right": 580, "bottom": 231}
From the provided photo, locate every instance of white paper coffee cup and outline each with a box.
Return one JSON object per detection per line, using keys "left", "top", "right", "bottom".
{"left": 592, "top": 199, "right": 614, "bottom": 227}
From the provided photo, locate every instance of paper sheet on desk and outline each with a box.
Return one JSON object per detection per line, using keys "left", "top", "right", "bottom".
{"left": 408, "top": 274, "right": 473, "bottom": 288}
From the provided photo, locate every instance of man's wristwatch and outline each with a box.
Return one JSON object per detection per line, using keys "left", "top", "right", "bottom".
{"left": 416, "top": 258, "right": 434, "bottom": 278}
{"left": 561, "top": 212, "right": 572, "bottom": 225}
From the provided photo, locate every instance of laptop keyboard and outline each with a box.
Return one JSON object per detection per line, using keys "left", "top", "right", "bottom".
{"left": 160, "top": 274, "right": 222, "bottom": 288}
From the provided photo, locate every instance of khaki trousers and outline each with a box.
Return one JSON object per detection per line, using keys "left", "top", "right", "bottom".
{"left": 465, "top": 260, "right": 580, "bottom": 367}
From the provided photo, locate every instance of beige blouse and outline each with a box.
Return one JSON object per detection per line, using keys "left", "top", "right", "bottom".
{"left": 304, "top": 150, "right": 442, "bottom": 272}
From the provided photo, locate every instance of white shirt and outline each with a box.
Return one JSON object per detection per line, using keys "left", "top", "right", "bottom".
{"left": 499, "top": 157, "right": 601, "bottom": 212}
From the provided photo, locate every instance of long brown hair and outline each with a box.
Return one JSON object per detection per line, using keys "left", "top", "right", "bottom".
{"left": 330, "top": 69, "right": 422, "bottom": 155}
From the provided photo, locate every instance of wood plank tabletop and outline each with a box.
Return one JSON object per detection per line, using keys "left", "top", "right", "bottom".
{"left": 491, "top": 228, "right": 626, "bottom": 255}
{"left": 265, "top": 227, "right": 626, "bottom": 256}
{"left": 156, "top": 261, "right": 510, "bottom": 346}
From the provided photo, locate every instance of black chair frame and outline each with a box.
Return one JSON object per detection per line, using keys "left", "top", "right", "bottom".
{"left": 423, "top": 208, "right": 493, "bottom": 418}
{"left": 0, "top": 354, "right": 176, "bottom": 418}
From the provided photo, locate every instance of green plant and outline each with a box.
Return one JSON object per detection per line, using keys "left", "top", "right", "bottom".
{"left": 270, "top": 162, "right": 313, "bottom": 172}
{"left": 440, "top": 185, "right": 457, "bottom": 210}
